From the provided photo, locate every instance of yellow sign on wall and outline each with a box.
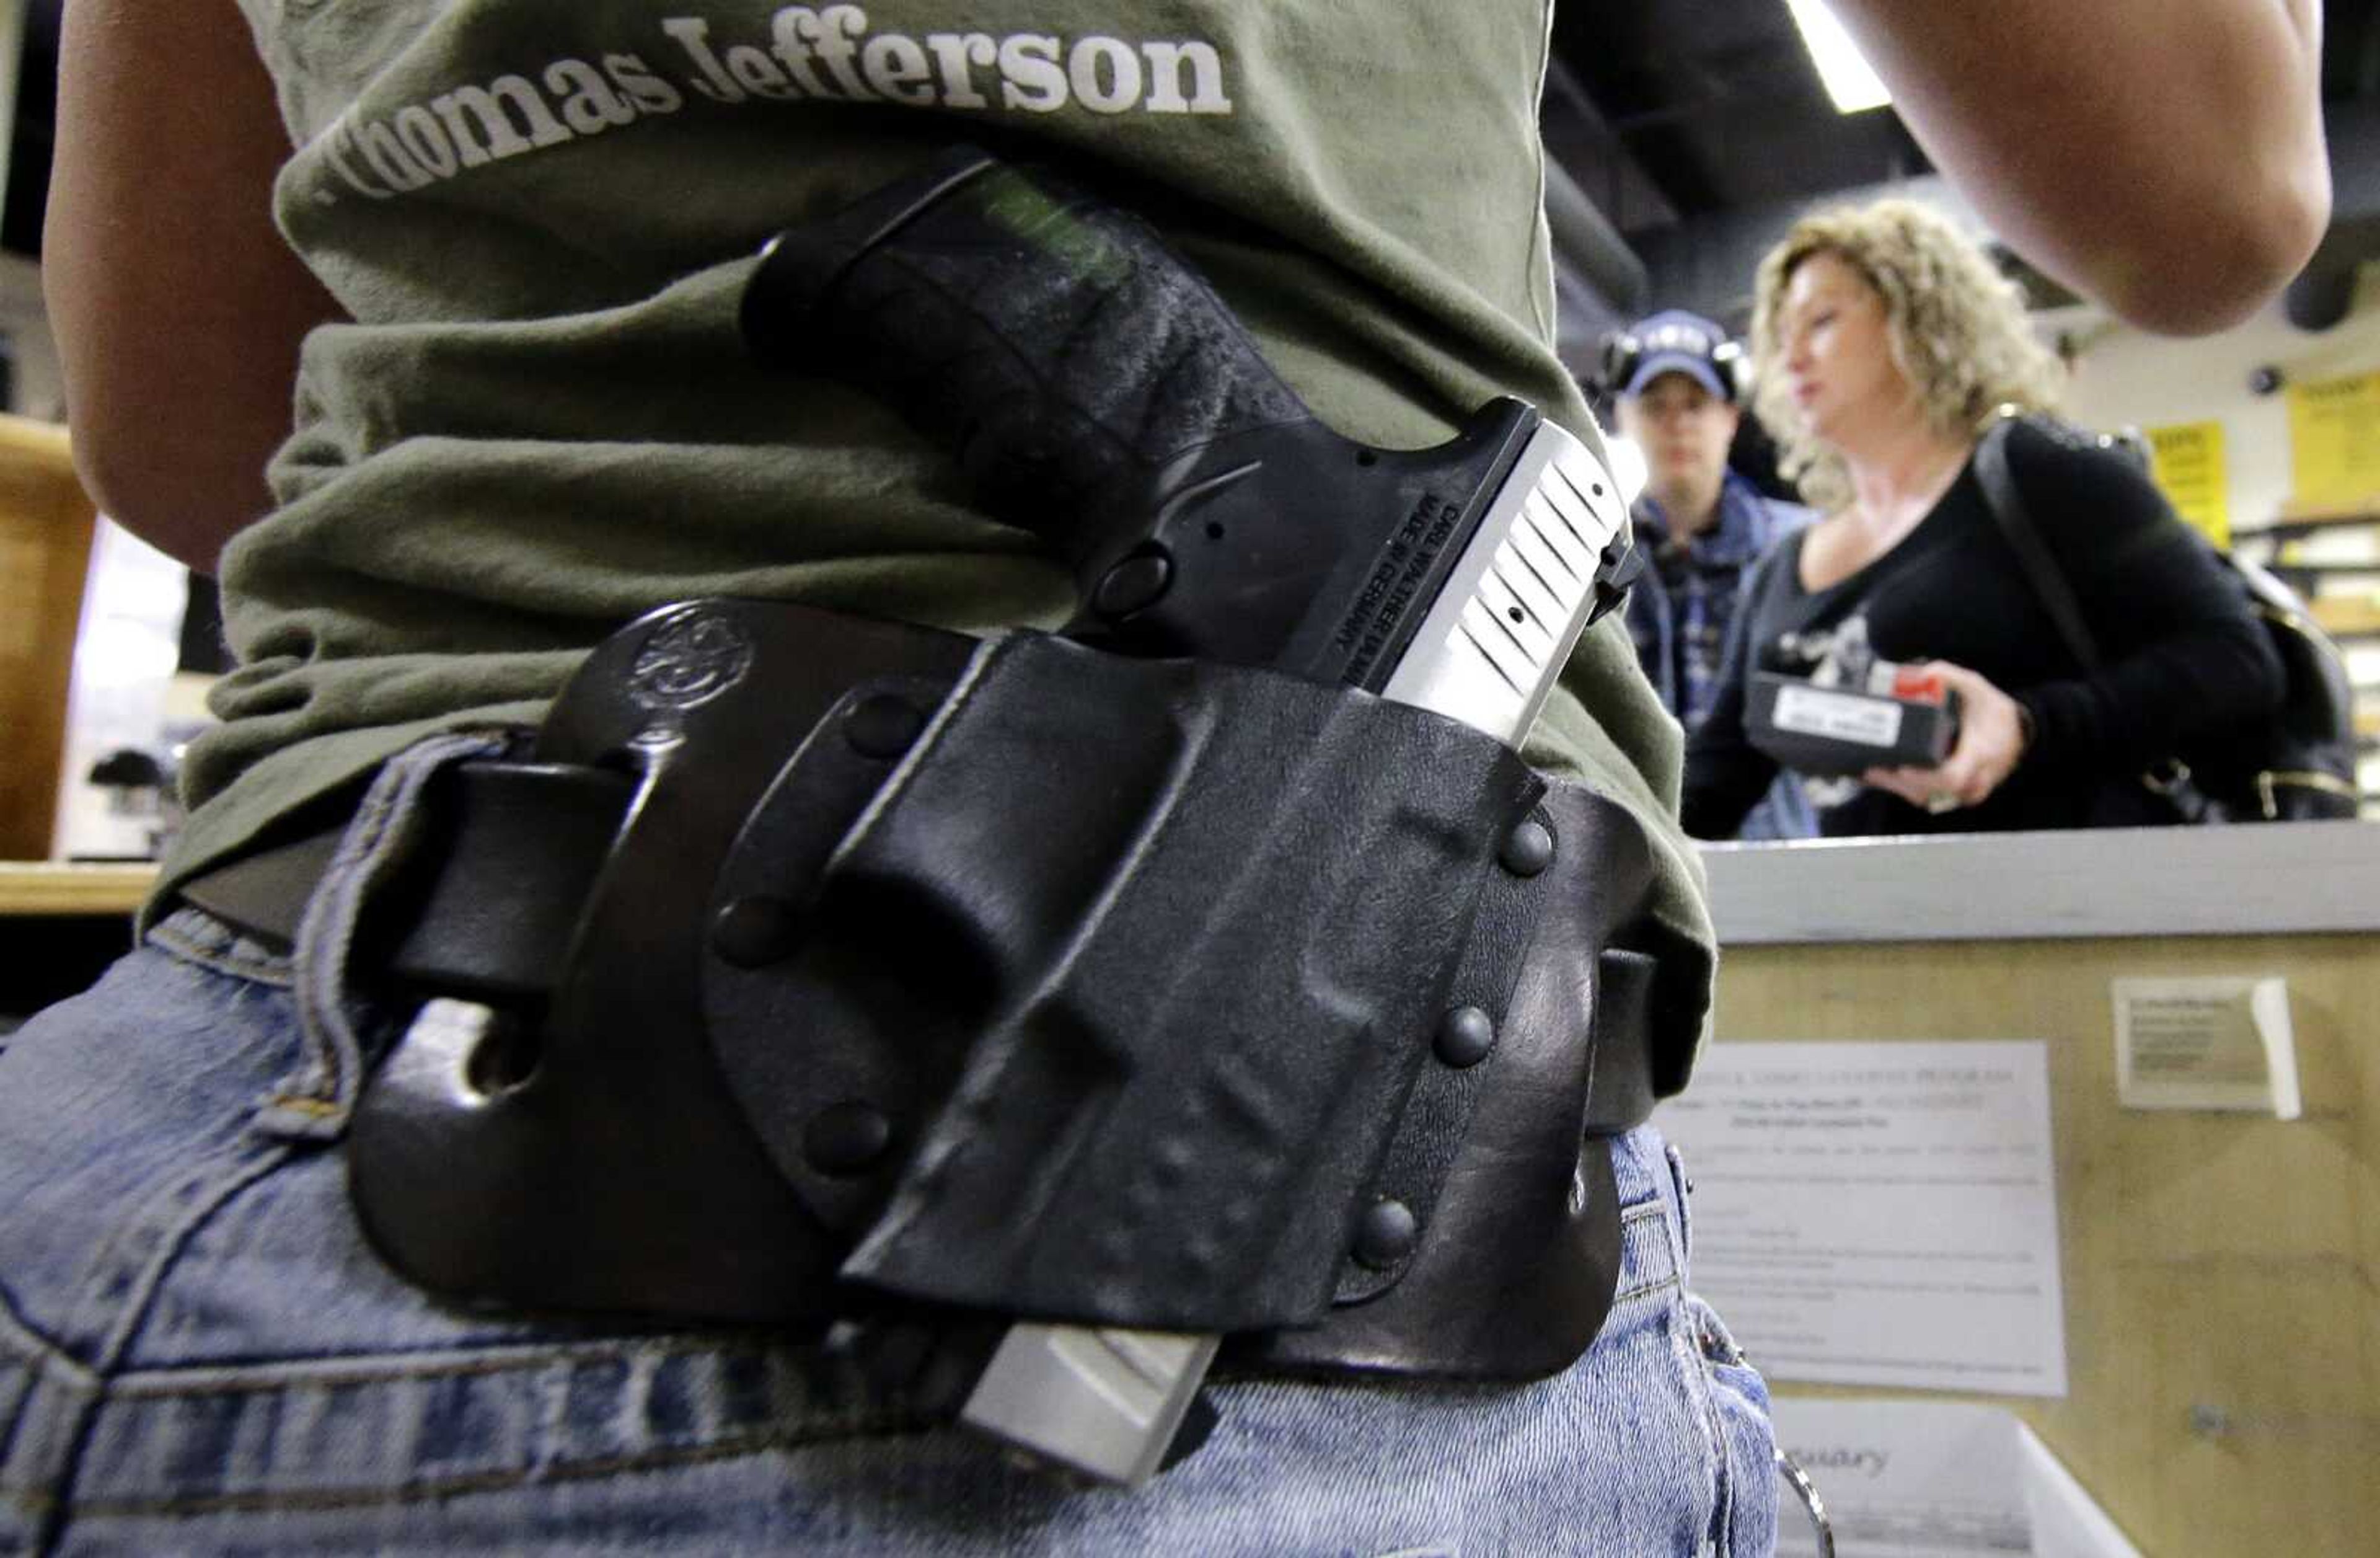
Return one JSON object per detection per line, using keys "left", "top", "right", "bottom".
{"left": 2146, "top": 421, "right": 2229, "bottom": 547}
{"left": 2286, "top": 370, "right": 2380, "bottom": 510}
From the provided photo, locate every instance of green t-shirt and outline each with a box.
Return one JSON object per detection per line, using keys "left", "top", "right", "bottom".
{"left": 195, "top": 0, "right": 1711, "bottom": 1007}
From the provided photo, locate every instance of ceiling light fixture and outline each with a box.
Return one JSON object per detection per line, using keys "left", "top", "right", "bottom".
{"left": 1784, "top": 0, "right": 1892, "bottom": 115}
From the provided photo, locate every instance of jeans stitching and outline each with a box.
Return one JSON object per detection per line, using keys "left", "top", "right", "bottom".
{"left": 1668, "top": 1296, "right": 1735, "bottom": 1558}
{"left": 58, "top": 1412, "right": 936, "bottom": 1521}
{"left": 290, "top": 761, "right": 415, "bottom": 1111}
{"left": 291, "top": 732, "right": 513, "bottom": 1131}
{"left": 144, "top": 915, "right": 295, "bottom": 989}
{"left": 0, "top": 1292, "right": 95, "bottom": 1525}
{"left": 1695, "top": 1299, "right": 1774, "bottom": 1558}
{"left": 1611, "top": 1273, "right": 1681, "bottom": 1304}
{"left": 1608, "top": 1199, "right": 1677, "bottom": 1304}
{"left": 22, "top": 1160, "right": 913, "bottom": 1530}
{"left": 1614, "top": 1262, "right": 1681, "bottom": 1302}
{"left": 66, "top": 1137, "right": 293, "bottom": 1376}
{"left": 0, "top": 1296, "right": 92, "bottom": 1392}
{"left": 33, "top": 1130, "right": 297, "bottom": 1556}
{"left": 1665, "top": 1141, "right": 1695, "bottom": 1268}
{"left": 98, "top": 1335, "right": 814, "bottom": 1401}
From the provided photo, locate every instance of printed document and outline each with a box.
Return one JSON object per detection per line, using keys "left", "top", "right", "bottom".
{"left": 1659, "top": 1040, "right": 2066, "bottom": 1394}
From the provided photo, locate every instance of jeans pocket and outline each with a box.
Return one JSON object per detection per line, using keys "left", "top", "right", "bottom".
{"left": 1685, "top": 1293, "right": 1779, "bottom": 1557}
{"left": 1665, "top": 1140, "right": 1695, "bottom": 1267}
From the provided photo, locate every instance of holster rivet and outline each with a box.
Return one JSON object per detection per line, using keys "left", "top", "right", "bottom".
{"left": 845, "top": 693, "right": 927, "bottom": 759}
{"left": 712, "top": 895, "right": 803, "bottom": 968}
{"left": 804, "top": 1100, "right": 892, "bottom": 1175}
{"left": 1499, "top": 819, "right": 1554, "bottom": 877}
{"left": 1354, "top": 1198, "right": 1419, "bottom": 1270}
{"left": 1091, "top": 549, "right": 1173, "bottom": 618}
{"left": 1435, "top": 1006, "right": 1496, "bottom": 1068}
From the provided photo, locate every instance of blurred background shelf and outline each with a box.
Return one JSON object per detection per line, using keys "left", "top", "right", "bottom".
{"left": 2308, "top": 593, "right": 2380, "bottom": 636}
{"left": 2258, "top": 497, "right": 2380, "bottom": 534}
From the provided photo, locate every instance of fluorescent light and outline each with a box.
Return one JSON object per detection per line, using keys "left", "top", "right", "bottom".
{"left": 1784, "top": 0, "right": 1892, "bottom": 114}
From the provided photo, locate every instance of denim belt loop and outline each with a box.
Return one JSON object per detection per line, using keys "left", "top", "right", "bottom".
{"left": 272, "top": 731, "right": 518, "bottom": 1142}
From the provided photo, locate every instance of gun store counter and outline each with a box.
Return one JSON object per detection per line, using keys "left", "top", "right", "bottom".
{"left": 1690, "top": 821, "right": 2379, "bottom": 1557}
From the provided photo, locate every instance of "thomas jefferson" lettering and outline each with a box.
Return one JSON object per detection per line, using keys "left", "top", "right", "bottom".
{"left": 317, "top": 6, "right": 1235, "bottom": 201}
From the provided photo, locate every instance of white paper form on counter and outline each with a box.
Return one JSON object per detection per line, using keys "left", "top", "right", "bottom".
{"left": 1773, "top": 1397, "right": 2140, "bottom": 1558}
{"left": 1657, "top": 1040, "right": 2067, "bottom": 1395}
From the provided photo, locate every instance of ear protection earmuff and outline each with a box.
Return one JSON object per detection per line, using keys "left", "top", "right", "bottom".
{"left": 1598, "top": 326, "right": 1749, "bottom": 402}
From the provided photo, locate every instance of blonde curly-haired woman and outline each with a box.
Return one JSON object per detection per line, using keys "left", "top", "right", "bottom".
{"left": 1682, "top": 200, "right": 2283, "bottom": 838}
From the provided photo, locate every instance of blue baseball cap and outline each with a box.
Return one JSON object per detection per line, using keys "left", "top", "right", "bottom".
{"left": 1616, "top": 309, "right": 1739, "bottom": 402}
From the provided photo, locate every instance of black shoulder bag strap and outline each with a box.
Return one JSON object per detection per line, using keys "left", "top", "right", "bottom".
{"left": 1970, "top": 414, "right": 2211, "bottom": 820}
{"left": 1972, "top": 417, "right": 2102, "bottom": 670}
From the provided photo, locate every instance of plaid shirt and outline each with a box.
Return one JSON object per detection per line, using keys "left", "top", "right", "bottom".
{"left": 1624, "top": 474, "right": 1809, "bottom": 730}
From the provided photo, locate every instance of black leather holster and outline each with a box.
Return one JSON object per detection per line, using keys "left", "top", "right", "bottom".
{"left": 225, "top": 599, "right": 1706, "bottom": 1386}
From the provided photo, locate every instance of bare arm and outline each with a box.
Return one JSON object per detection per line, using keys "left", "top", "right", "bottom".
{"left": 1838, "top": 0, "right": 2329, "bottom": 335}
{"left": 45, "top": 2, "right": 343, "bottom": 575}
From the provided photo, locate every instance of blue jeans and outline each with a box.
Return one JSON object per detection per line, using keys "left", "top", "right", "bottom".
{"left": 0, "top": 743, "right": 1775, "bottom": 1556}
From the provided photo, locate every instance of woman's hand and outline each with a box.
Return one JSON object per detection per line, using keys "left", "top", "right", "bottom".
{"left": 1862, "top": 660, "right": 2031, "bottom": 815}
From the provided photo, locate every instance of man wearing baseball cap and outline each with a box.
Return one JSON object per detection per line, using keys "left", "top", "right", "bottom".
{"left": 1610, "top": 309, "right": 1815, "bottom": 839}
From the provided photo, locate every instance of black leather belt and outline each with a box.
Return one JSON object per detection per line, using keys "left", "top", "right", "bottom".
{"left": 179, "top": 826, "right": 344, "bottom": 956}
{"left": 180, "top": 758, "right": 636, "bottom": 999}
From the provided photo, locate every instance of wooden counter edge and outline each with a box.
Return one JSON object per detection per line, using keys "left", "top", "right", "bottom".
{"left": 1699, "top": 820, "right": 2380, "bottom": 944}
{"left": 0, "top": 413, "right": 76, "bottom": 479}
{"left": 0, "top": 862, "right": 158, "bottom": 917}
